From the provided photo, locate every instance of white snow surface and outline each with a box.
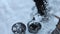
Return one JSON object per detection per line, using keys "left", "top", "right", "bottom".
{"left": 0, "top": 0, "right": 60, "bottom": 34}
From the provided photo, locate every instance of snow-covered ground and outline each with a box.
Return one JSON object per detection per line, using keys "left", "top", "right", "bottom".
{"left": 0, "top": 0, "right": 60, "bottom": 34}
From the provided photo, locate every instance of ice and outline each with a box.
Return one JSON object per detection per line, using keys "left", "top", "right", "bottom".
{"left": 0, "top": 0, "right": 60, "bottom": 34}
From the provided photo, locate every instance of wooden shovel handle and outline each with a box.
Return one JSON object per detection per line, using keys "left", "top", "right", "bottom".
{"left": 52, "top": 14, "right": 60, "bottom": 19}
{"left": 54, "top": 15, "right": 60, "bottom": 19}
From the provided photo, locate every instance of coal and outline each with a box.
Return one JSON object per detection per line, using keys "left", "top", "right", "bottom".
{"left": 27, "top": 22, "right": 41, "bottom": 33}
{"left": 12, "top": 22, "right": 26, "bottom": 34}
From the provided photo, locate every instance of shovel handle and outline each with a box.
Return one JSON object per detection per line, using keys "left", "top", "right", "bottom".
{"left": 52, "top": 14, "right": 60, "bottom": 19}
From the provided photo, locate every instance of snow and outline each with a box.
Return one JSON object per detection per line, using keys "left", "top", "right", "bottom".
{"left": 0, "top": 0, "right": 60, "bottom": 34}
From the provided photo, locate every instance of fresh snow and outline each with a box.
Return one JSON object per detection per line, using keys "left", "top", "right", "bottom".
{"left": 0, "top": 0, "right": 60, "bottom": 34}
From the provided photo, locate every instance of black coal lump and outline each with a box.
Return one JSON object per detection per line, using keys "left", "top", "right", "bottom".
{"left": 12, "top": 22, "right": 26, "bottom": 34}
